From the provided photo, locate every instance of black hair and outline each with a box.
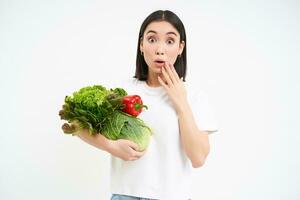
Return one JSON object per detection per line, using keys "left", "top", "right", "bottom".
{"left": 134, "top": 10, "right": 187, "bottom": 81}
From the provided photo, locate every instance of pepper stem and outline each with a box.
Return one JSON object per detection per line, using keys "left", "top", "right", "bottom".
{"left": 134, "top": 103, "right": 148, "bottom": 110}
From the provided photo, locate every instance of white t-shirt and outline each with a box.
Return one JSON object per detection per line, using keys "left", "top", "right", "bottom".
{"left": 108, "top": 77, "right": 218, "bottom": 200}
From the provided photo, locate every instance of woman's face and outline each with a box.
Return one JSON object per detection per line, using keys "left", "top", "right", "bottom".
{"left": 140, "top": 21, "right": 185, "bottom": 75}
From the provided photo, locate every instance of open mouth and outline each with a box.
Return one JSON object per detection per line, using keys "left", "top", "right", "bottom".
{"left": 154, "top": 61, "right": 165, "bottom": 67}
{"left": 154, "top": 59, "right": 166, "bottom": 67}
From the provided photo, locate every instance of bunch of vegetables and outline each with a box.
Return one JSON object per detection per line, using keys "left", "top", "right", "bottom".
{"left": 58, "top": 85, "right": 151, "bottom": 151}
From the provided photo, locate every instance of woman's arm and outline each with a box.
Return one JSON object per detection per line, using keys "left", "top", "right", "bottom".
{"left": 76, "top": 129, "right": 146, "bottom": 161}
{"left": 157, "top": 62, "right": 210, "bottom": 168}
{"left": 177, "top": 105, "right": 210, "bottom": 168}
{"left": 76, "top": 129, "right": 112, "bottom": 152}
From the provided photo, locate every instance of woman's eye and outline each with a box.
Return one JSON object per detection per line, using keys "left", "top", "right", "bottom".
{"left": 148, "top": 37, "right": 156, "bottom": 43}
{"left": 167, "top": 39, "right": 175, "bottom": 44}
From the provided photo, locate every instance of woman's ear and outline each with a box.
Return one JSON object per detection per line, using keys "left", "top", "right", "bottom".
{"left": 140, "top": 37, "right": 143, "bottom": 52}
{"left": 179, "top": 41, "right": 185, "bottom": 55}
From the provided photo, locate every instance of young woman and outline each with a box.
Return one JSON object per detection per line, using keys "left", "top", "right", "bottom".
{"left": 77, "top": 10, "right": 218, "bottom": 200}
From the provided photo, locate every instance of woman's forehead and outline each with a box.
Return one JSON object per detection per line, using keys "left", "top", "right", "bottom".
{"left": 144, "top": 21, "right": 179, "bottom": 37}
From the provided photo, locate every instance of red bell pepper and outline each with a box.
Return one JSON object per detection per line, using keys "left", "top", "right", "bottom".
{"left": 122, "top": 95, "right": 148, "bottom": 117}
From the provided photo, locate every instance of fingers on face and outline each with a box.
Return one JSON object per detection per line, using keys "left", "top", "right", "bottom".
{"left": 163, "top": 63, "right": 175, "bottom": 83}
{"left": 169, "top": 63, "right": 180, "bottom": 81}
{"left": 161, "top": 66, "right": 173, "bottom": 85}
{"left": 162, "top": 62, "right": 180, "bottom": 84}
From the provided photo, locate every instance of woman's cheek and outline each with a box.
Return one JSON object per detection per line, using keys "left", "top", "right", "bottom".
{"left": 170, "top": 54, "right": 179, "bottom": 64}
{"left": 170, "top": 49, "right": 179, "bottom": 61}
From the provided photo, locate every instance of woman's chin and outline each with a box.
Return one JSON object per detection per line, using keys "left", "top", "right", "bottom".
{"left": 149, "top": 66, "right": 162, "bottom": 74}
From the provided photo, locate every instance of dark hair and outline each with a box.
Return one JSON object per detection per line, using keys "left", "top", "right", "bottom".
{"left": 134, "top": 10, "right": 187, "bottom": 81}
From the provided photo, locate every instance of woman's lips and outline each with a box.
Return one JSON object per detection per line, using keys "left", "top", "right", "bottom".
{"left": 154, "top": 61, "right": 165, "bottom": 67}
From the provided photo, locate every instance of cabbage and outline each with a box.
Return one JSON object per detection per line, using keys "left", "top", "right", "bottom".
{"left": 59, "top": 85, "right": 152, "bottom": 151}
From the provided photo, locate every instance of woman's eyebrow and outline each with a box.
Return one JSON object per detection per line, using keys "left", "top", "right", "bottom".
{"left": 146, "top": 30, "right": 178, "bottom": 37}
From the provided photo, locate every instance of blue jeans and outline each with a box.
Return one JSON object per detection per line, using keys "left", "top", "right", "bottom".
{"left": 110, "top": 194, "right": 158, "bottom": 200}
{"left": 110, "top": 194, "right": 192, "bottom": 200}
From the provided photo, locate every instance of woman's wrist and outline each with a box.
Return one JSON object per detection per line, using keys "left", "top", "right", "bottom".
{"left": 102, "top": 137, "right": 115, "bottom": 153}
{"left": 176, "top": 101, "right": 192, "bottom": 117}
{"left": 95, "top": 133, "right": 112, "bottom": 152}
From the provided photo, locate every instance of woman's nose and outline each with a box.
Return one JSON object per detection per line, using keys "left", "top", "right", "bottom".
{"left": 155, "top": 43, "right": 165, "bottom": 55}
{"left": 155, "top": 47, "right": 165, "bottom": 55}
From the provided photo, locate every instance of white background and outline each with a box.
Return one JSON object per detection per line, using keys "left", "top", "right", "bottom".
{"left": 1, "top": 0, "right": 299, "bottom": 200}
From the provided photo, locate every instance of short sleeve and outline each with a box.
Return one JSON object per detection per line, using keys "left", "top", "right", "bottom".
{"left": 189, "top": 90, "right": 219, "bottom": 135}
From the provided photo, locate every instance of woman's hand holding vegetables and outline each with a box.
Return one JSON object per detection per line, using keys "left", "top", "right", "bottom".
{"left": 108, "top": 139, "right": 146, "bottom": 161}
{"left": 158, "top": 62, "right": 189, "bottom": 115}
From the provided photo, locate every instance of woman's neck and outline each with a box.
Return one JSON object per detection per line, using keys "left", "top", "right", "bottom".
{"left": 146, "top": 72, "right": 161, "bottom": 87}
